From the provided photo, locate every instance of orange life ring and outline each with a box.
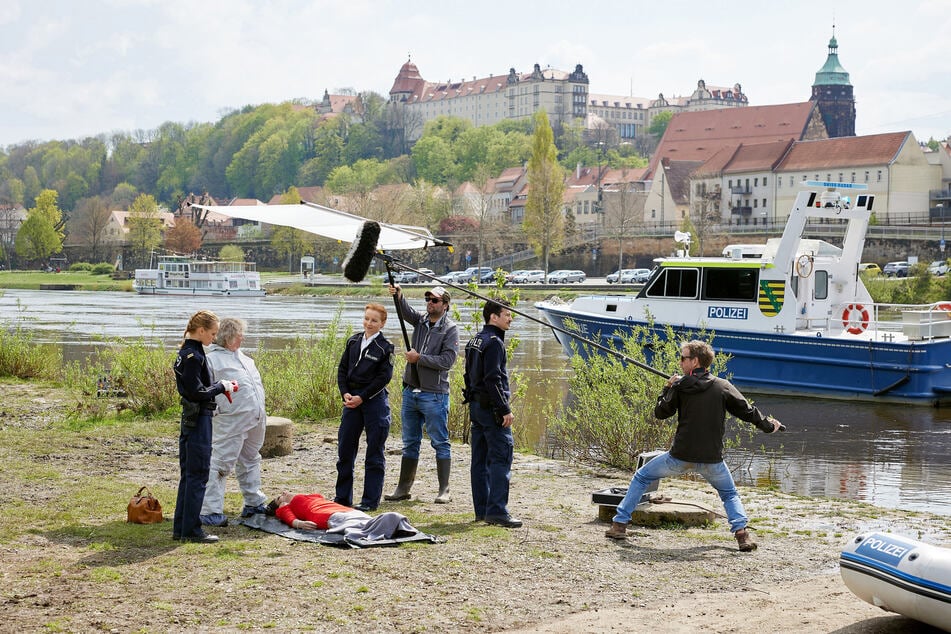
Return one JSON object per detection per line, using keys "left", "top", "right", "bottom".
{"left": 842, "top": 303, "right": 869, "bottom": 335}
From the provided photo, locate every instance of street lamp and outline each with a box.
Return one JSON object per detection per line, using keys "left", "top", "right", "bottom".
{"left": 939, "top": 203, "right": 946, "bottom": 253}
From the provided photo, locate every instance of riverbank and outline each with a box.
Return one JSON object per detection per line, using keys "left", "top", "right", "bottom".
{"left": 2, "top": 379, "right": 947, "bottom": 632}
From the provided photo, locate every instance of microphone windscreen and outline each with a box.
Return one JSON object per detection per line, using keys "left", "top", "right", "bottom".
{"left": 342, "top": 221, "right": 380, "bottom": 282}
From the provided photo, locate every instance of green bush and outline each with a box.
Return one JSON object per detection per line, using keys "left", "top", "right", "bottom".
{"left": 90, "top": 263, "right": 115, "bottom": 275}
{"left": 0, "top": 322, "right": 62, "bottom": 380}
{"left": 256, "top": 308, "right": 353, "bottom": 421}
{"left": 547, "top": 322, "right": 749, "bottom": 472}
{"left": 68, "top": 336, "right": 178, "bottom": 418}
{"left": 69, "top": 262, "right": 94, "bottom": 272}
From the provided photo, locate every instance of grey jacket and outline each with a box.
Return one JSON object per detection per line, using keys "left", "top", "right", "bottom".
{"left": 395, "top": 293, "right": 459, "bottom": 394}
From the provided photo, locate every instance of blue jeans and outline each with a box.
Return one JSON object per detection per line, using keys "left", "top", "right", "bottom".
{"left": 400, "top": 388, "right": 450, "bottom": 460}
{"left": 469, "top": 401, "right": 514, "bottom": 518}
{"left": 612, "top": 451, "right": 749, "bottom": 533}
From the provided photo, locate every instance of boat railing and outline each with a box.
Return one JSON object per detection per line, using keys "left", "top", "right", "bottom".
{"left": 833, "top": 301, "right": 951, "bottom": 341}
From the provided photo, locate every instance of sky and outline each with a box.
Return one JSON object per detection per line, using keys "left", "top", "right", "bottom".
{"left": 1, "top": 0, "right": 950, "bottom": 148}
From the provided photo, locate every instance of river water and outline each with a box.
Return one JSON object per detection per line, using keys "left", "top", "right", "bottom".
{"left": 2, "top": 289, "right": 949, "bottom": 516}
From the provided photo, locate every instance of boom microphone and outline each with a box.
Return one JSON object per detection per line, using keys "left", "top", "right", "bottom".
{"left": 342, "top": 221, "right": 381, "bottom": 282}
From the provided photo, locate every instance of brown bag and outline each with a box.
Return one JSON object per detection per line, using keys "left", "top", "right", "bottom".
{"left": 127, "top": 486, "right": 163, "bottom": 524}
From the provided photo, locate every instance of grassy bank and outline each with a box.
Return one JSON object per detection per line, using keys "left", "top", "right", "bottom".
{"left": 0, "top": 270, "right": 134, "bottom": 291}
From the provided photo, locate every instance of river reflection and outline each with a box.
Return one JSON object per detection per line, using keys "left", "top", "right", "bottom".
{"left": 2, "top": 289, "right": 949, "bottom": 515}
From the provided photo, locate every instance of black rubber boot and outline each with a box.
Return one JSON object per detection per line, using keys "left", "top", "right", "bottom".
{"left": 384, "top": 457, "right": 418, "bottom": 501}
{"left": 435, "top": 458, "right": 452, "bottom": 504}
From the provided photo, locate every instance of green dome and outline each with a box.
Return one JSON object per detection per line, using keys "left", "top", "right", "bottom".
{"left": 814, "top": 35, "right": 851, "bottom": 86}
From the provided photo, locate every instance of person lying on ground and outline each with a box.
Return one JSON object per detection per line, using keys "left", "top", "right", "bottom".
{"left": 265, "top": 491, "right": 421, "bottom": 541}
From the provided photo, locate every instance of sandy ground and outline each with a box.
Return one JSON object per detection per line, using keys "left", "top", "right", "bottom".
{"left": 2, "top": 380, "right": 950, "bottom": 633}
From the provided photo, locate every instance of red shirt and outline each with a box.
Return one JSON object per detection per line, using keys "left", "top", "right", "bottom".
{"left": 274, "top": 493, "right": 352, "bottom": 529}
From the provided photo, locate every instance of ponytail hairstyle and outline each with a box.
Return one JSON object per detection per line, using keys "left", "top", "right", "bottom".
{"left": 183, "top": 310, "right": 219, "bottom": 342}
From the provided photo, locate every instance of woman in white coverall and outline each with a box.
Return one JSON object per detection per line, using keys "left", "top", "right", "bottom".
{"left": 199, "top": 317, "right": 269, "bottom": 526}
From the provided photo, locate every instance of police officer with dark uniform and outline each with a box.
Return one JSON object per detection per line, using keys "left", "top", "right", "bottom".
{"left": 335, "top": 303, "right": 395, "bottom": 511}
{"left": 464, "top": 300, "right": 520, "bottom": 528}
{"left": 173, "top": 310, "right": 237, "bottom": 543}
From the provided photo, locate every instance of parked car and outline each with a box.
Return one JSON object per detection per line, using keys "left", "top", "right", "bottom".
{"left": 546, "top": 269, "right": 586, "bottom": 284}
{"left": 458, "top": 266, "right": 493, "bottom": 283}
{"left": 858, "top": 263, "right": 882, "bottom": 276}
{"left": 511, "top": 269, "right": 545, "bottom": 283}
{"left": 928, "top": 260, "right": 949, "bottom": 276}
{"left": 883, "top": 261, "right": 910, "bottom": 278}
{"left": 381, "top": 270, "right": 416, "bottom": 284}
{"left": 620, "top": 268, "right": 652, "bottom": 284}
{"left": 480, "top": 269, "right": 507, "bottom": 284}
{"left": 437, "top": 270, "right": 468, "bottom": 283}
{"left": 606, "top": 269, "right": 636, "bottom": 284}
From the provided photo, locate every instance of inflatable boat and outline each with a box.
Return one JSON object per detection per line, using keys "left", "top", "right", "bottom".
{"left": 840, "top": 532, "right": 951, "bottom": 631}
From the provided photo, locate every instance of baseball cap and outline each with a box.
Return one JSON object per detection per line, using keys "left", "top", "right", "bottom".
{"left": 425, "top": 286, "right": 450, "bottom": 302}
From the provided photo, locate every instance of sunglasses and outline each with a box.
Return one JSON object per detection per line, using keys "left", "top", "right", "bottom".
{"left": 425, "top": 297, "right": 444, "bottom": 303}
{"left": 680, "top": 355, "right": 694, "bottom": 361}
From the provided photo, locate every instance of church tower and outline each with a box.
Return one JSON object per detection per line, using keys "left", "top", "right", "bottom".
{"left": 811, "top": 28, "right": 856, "bottom": 137}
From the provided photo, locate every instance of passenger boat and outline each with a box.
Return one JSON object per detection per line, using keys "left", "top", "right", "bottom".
{"left": 536, "top": 181, "right": 951, "bottom": 404}
{"left": 133, "top": 255, "right": 265, "bottom": 297}
{"left": 840, "top": 532, "right": 951, "bottom": 631}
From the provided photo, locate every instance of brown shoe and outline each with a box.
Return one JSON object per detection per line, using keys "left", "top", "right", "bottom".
{"left": 735, "top": 528, "right": 757, "bottom": 552}
{"left": 604, "top": 522, "right": 629, "bottom": 540}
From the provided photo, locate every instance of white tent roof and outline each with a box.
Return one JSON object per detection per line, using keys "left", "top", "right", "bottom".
{"left": 191, "top": 201, "right": 449, "bottom": 251}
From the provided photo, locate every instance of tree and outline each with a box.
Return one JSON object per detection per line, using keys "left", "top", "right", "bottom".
{"left": 219, "top": 244, "right": 245, "bottom": 262}
{"left": 271, "top": 225, "right": 311, "bottom": 273}
{"left": 15, "top": 189, "right": 65, "bottom": 264}
{"left": 0, "top": 206, "right": 22, "bottom": 269}
{"left": 648, "top": 110, "right": 673, "bottom": 137}
{"left": 127, "top": 193, "right": 164, "bottom": 262}
{"left": 164, "top": 217, "right": 202, "bottom": 254}
{"left": 111, "top": 182, "right": 138, "bottom": 209}
{"left": 602, "top": 174, "right": 646, "bottom": 273}
{"left": 14, "top": 212, "right": 59, "bottom": 263}
{"left": 410, "top": 135, "right": 455, "bottom": 184}
{"left": 523, "top": 110, "right": 565, "bottom": 273}
{"left": 70, "top": 196, "right": 112, "bottom": 261}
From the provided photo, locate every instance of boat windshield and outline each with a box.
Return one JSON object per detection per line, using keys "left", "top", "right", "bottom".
{"left": 642, "top": 266, "right": 760, "bottom": 302}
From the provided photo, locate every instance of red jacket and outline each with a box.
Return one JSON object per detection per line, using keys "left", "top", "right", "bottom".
{"left": 275, "top": 494, "right": 352, "bottom": 529}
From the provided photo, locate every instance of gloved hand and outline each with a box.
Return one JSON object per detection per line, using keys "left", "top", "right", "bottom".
{"left": 219, "top": 380, "right": 239, "bottom": 403}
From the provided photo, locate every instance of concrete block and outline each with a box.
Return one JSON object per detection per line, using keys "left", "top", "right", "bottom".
{"left": 260, "top": 416, "right": 294, "bottom": 458}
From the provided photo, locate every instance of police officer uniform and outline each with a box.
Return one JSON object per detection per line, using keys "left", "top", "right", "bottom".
{"left": 464, "top": 322, "right": 515, "bottom": 524}
{"left": 173, "top": 338, "right": 227, "bottom": 542}
{"left": 335, "top": 330, "right": 395, "bottom": 510}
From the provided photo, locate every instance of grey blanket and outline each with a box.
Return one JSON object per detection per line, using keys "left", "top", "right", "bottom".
{"left": 240, "top": 512, "right": 441, "bottom": 549}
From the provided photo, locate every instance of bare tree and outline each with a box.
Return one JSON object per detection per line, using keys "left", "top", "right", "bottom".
{"left": 0, "top": 206, "right": 23, "bottom": 269}
{"left": 69, "top": 196, "right": 112, "bottom": 262}
{"left": 691, "top": 181, "right": 722, "bottom": 256}
{"left": 602, "top": 171, "right": 647, "bottom": 272}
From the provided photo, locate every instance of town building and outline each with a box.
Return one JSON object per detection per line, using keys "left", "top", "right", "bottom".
{"left": 388, "top": 59, "right": 590, "bottom": 141}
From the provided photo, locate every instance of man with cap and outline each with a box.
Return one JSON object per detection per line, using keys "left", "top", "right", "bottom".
{"left": 385, "top": 284, "right": 459, "bottom": 504}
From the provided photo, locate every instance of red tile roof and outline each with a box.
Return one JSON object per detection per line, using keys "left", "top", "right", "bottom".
{"left": 776, "top": 131, "right": 911, "bottom": 170}
{"left": 649, "top": 102, "right": 818, "bottom": 176}
{"left": 722, "top": 139, "right": 795, "bottom": 173}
